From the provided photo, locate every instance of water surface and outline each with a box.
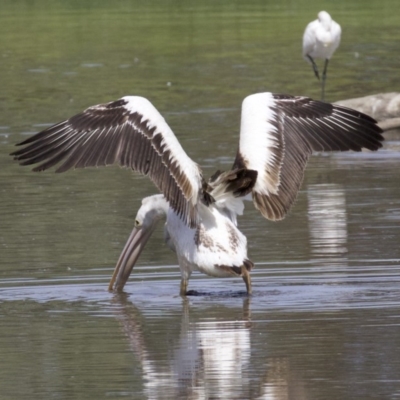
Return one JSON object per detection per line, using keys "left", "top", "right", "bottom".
{"left": 1, "top": 1, "right": 400, "bottom": 399}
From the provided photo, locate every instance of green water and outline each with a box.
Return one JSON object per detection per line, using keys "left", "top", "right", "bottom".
{"left": 1, "top": 1, "right": 400, "bottom": 399}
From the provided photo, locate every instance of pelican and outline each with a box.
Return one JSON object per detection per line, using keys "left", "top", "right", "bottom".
{"left": 11, "top": 92, "right": 383, "bottom": 296}
{"left": 303, "top": 11, "right": 341, "bottom": 100}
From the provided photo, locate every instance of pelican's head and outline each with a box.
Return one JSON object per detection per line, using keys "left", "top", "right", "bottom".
{"left": 132, "top": 194, "right": 169, "bottom": 235}
{"left": 108, "top": 194, "right": 169, "bottom": 292}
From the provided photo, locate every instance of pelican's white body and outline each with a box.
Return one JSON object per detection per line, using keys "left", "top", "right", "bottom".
{"left": 165, "top": 201, "right": 248, "bottom": 280}
{"left": 302, "top": 11, "right": 341, "bottom": 61}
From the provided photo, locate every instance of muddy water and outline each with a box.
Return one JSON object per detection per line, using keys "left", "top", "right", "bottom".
{"left": 1, "top": 1, "right": 400, "bottom": 399}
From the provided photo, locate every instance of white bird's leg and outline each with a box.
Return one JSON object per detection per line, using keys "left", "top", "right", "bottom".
{"left": 321, "top": 59, "right": 329, "bottom": 101}
{"left": 241, "top": 265, "right": 252, "bottom": 295}
{"left": 307, "top": 55, "right": 320, "bottom": 81}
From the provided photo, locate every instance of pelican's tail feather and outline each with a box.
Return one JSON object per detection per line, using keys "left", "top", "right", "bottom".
{"left": 203, "top": 168, "right": 257, "bottom": 224}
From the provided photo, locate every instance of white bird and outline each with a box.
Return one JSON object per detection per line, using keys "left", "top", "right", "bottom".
{"left": 303, "top": 11, "right": 341, "bottom": 101}
{"left": 11, "top": 92, "right": 383, "bottom": 296}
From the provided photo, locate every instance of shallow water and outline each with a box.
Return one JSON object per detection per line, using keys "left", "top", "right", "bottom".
{"left": 1, "top": 1, "right": 400, "bottom": 399}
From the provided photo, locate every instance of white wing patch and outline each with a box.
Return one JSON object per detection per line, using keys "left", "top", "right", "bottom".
{"left": 239, "top": 93, "right": 283, "bottom": 195}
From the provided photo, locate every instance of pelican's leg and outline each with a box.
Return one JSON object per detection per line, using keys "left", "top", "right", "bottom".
{"left": 307, "top": 55, "right": 320, "bottom": 81}
{"left": 180, "top": 278, "right": 188, "bottom": 296}
{"left": 178, "top": 257, "right": 193, "bottom": 296}
{"left": 241, "top": 265, "right": 252, "bottom": 295}
{"left": 321, "top": 59, "right": 329, "bottom": 101}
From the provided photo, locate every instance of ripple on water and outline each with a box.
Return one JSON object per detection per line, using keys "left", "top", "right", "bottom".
{"left": 0, "top": 261, "right": 399, "bottom": 315}
{"left": 27, "top": 68, "right": 50, "bottom": 73}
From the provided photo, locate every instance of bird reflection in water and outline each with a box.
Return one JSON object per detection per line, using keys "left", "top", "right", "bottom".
{"left": 307, "top": 183, "right": 348, "bottom": 263}
{"left": 112, "top": 295, "right": 308, "bottom": 399}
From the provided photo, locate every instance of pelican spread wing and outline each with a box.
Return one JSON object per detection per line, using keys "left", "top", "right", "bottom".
{"left": 12, "top": 92, "right": 384, "bottom": 227}
{"left": 235, "top": 92, "right": 383, "bottom": 221}
{"left": 11, "top": 96, "right": 203, "bottom": 227}
{"left": 11, "top": 92, "right": 384, "bottom": 295}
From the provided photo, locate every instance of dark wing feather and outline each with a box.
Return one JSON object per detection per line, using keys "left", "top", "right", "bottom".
{"left": 11, "top": 96, "right": 202, "bottom": 227}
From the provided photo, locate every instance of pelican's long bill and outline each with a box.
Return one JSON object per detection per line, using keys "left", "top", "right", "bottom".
{"left": 108, "top": 225, "right": 156, "bottom": 291}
